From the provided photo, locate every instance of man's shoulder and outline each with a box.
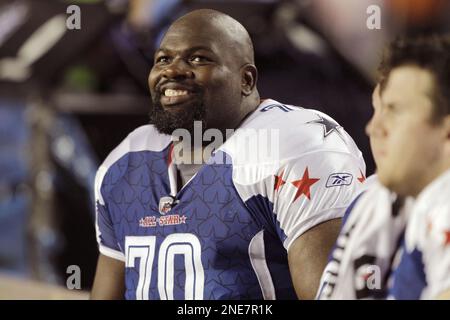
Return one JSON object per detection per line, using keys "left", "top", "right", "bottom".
{"left": 415, "top": 169, "right": 450, "bottom": 213}
{"left": 99, "top": 124, "right": 171, "bottom": 171}
{"left": 94, "top": 125, "right": 171, "bottom": 201}
{"left": 340, "top": 176, "right": 395, "bottom": 228}
{"left": 222, "top": 99, "right": 363, "bottom": 164}
{"left": 242, "top": 99, "right": 333, "bottom": 131}
{"left": 406, "top": 169, "right": 450, "bottom": 250}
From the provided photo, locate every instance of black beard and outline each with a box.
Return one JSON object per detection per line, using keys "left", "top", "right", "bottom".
{"left": 149, "top": 93, "right": 207, "bottom": 136}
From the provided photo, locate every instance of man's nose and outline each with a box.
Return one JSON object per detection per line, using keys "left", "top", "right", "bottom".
{"left": 366, "top": 110, "right": 386, "bottom": 138}
{"left": 161, "top": 58, "right": 194, "bottom": 80}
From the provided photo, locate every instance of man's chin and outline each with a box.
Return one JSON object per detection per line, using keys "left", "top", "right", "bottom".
{"left": 377, "top": 169, "right": 394, "bottom": 188}
{"left": 160, "top": 96, "right": 199, "bottom": 110}
{"left": 149, "top": 99, "right": 206, "bottom": 136}
{"left": 150, "top": 113, "right": 205, "bottom": 137}
{"left": 378, "top": 172, "right": 407, "bottom": 196}
{"left": 152, "top": 119, "right": 194, "bottom": 136}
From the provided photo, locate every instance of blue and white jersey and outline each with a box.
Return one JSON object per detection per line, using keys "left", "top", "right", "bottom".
{"left": 316, "top": 176, "right": 410, "bottom": 300}
{"left": 389, "top": 169, "right": 450, "bottom": 299}
{"left": 95, "top": 99, "right": 366, "bottom": 300}
{"left": 317, "top": 170, "right": 450, "bottom": 300}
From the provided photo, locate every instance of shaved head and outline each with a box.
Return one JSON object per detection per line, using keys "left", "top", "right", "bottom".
{"left": 149, "top": 9, "right": 259, "bottom": 138}
{"left": 166, "top": 9, "right": 255, "bottom": 65}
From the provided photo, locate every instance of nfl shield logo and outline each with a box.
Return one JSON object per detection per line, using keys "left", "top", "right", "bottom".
{"left": 159, "top": 196, "right": 174, "bottom": 215}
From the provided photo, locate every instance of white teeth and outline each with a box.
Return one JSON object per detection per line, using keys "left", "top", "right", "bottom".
{"left": 164, "top": 89, "right": 188, "bottom": 97}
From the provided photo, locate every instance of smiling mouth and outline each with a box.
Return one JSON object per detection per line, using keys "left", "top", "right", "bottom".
{"left": 160, "top": 88, "right": 198, "bottom": 107}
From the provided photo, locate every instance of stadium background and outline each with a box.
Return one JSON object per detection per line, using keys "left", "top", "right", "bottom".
{"left": 0, "top": 0, "right": 449, "bottom": 299}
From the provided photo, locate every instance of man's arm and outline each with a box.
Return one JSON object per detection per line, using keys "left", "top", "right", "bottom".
{"left": 90, "top": 254, "right": 126, "bottom": 300}
{"left": 288, "top": 218, "right": 342, "bottom": 300}
{"left": 437, "top": 289, "right": 450, "bottom": 299}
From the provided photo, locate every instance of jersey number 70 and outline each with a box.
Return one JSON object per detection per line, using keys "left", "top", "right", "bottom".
{"left": 125, "top": 233, "right": 205, "bottom": 300}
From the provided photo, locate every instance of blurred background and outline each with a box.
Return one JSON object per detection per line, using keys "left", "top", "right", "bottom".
{"left": 0, "top": 0, "right": 449, "bottom": 299}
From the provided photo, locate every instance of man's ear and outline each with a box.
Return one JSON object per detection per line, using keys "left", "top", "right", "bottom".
{"left": 240, "top": 64, "right": 258, "bottom": 96}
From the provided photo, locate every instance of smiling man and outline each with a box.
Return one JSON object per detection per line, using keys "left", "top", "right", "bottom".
{"left": 90, "top": 9, "right": 365, "bottom": 300}
{"left": 317, "top": 35, "right": 450, "bottom": 300}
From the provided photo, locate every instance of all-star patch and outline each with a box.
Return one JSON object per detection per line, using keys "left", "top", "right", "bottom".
{"left": 139, "top": 214, "right": 187, "bottom": 228}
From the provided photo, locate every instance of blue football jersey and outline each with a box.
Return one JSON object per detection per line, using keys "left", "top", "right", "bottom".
{"left": 95, "top": 99, "right": 366, "bottom": 300}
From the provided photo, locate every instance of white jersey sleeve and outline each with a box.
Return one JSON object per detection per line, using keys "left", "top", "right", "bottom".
{"left": 222, "top": 99, "right": 367, "bottom": 251}
{"left": 270, "top": 151, "right": 365, "bottom": 251}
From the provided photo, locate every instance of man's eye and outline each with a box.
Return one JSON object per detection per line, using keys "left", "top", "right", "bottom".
{"left": 156, "top": 56, "right": 170, "bottom": 64}
{"left": 190, "top": 56, "right": 210, "bottom": 63}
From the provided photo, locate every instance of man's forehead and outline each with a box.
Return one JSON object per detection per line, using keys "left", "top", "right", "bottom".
{"left": 383, "top": 66, "right": 434, "bottom": 102}
{"left": 165, "top": 18, "right": 226, "bottom": 39}
{"left": 156, "top": 12, "right": 253, "bottom": 64}
{"left": 158, "top": 32, "right": 220, "bottom": 53}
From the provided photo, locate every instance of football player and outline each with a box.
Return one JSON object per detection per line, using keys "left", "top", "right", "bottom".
{"left": 318, "top": 35, "right": 450, "bottom": 300}
{"left": 90, "top": 9, "right": 366, "bottom": 300}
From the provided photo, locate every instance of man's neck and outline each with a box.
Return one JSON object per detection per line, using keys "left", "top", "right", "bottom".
{"left": 412, "top": 162, "right": 450, "bottom": 198}
{"left": 172, "top": 141, "right": 210, "bottom": 165}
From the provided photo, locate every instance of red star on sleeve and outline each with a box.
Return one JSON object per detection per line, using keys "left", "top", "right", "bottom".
{"left": 291, "top": 167, "right": 320, "bottom": 201}
{"left": 444, "top": 230, "right": 450, "bottom": 247}
{"left": 274, "top": 170, "right": 286, "bottom": 191}
{"left": 357, "top": 169, "right": 366, "bottom": 183}
{"left": 167, "top": 143, "right": 174, "bottom": 165}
